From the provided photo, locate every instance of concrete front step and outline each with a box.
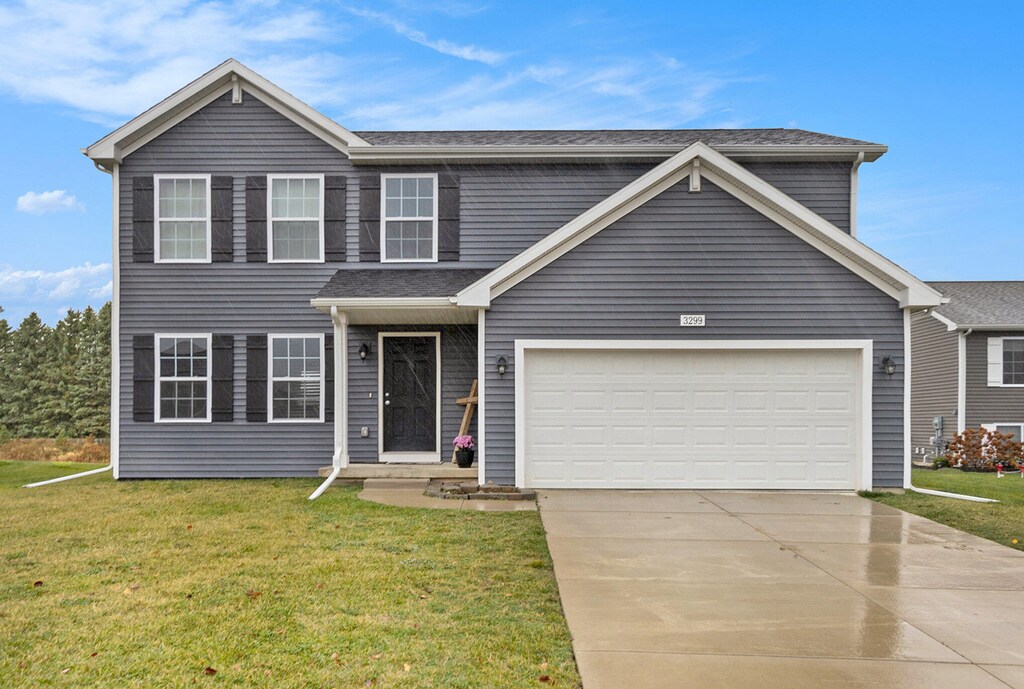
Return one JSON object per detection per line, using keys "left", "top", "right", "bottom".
{"left": 317, "top": 464, "right": 479, "bottom": 479}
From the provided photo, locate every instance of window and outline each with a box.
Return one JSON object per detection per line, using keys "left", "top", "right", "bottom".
{"left": 269, "top": 335, "right": 324, "bottom": 422}
{"left": 381, "top": 174, "right": 437, "bottom": 262}
{"left": 1004, "top": 339, "right": 1024, "bottom": 385}
{"left": 156, "top": 334, "right": 211, "bottom": 422}
{"left": 995, "top": 424, "right": 1024, "bottom": 441}
{"left": 269, "top": 176, "right": 323, "bottom": 262}
{"left": 156, "top": 176, "right": 211, "bottom": 262}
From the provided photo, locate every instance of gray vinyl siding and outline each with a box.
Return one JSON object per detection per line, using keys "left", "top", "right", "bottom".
{"left": 346, "top": 325, "right": 477, "bottom": 462}
{"left": 744, "top": 162, "right": 852, "bottom": 233}
{"left": 483, "top": 178, "right": 904, "bottom": 487}
{"left": 909, "top": 311, "right": 959, "bottom": 455}
{"left": 964, "top": 330, "right": 1024, "bottom": 429}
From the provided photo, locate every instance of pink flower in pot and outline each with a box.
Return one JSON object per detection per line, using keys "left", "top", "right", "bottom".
{"left": 453, "top": 435, "right": 475, "bottom": 467}
{"left": 453, "top": 435, "right": 475, "bottom": 450}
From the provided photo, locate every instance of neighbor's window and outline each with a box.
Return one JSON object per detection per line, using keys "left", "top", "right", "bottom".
{"left": 382, "top": 174, "right": 437, "bottom": 262}
{"left": 1003, "top": 339, "right": 1024, "bottom": 385}
{"left": 995, "top": 424, "right": 1024, "bottom": 441}
{"left": 156, "top": 176, "right": 210, "bottom": 262}
{"left": 156, "top": 335, "right": 211, "bottom": 421}
{"left": 270, "top": 335, "right": 323, "bottom": 421}
{"left": 269, "top": 176, "right": 323, "bottom": 261}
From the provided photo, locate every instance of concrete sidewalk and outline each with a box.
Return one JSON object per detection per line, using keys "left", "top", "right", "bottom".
{"left": 538, "top": 490, "right": 1024, "bottom": 689}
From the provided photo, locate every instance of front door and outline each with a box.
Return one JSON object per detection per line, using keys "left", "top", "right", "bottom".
{"left": 382, "top": 336, "right": 438, "bottom": 454}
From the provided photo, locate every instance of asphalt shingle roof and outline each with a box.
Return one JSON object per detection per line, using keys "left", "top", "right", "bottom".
{"left": 353, "top": 129, "right": 879, "bottom": 148}
{"left": 317, "top": 268, "right": 492, "bottom": 300}
{"left": 929, "top": 281, "right": 1024, "bottom": 327}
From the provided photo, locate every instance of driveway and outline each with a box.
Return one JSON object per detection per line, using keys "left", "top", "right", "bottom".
{"left": 538, "top": 490, "right": 1024, "bottom": 689}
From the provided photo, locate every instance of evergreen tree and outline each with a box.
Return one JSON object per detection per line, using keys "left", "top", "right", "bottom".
{"left": 6, "top": 312, "right": 58, "bottom": 436}
{"left": 0, "top": 307, "right": 13, "bottom": 439}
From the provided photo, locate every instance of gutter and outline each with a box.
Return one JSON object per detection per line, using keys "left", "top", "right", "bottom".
{"left": 24, "top": 464, "right": 112, "bottom": 488}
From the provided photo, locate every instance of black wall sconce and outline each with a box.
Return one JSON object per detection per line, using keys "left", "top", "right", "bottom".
{"left": 881, "top": 355, "right": 896, "bottom": 376}
{"left": 496, "top": 356, "right": 508, "bottom": 377}
{"left": 359, "top": 343, "right": 371, "bottom": 360}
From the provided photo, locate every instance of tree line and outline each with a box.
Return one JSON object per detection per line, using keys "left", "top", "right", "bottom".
{"left": 0, "top": 303, "right": 111, "bottom": 440}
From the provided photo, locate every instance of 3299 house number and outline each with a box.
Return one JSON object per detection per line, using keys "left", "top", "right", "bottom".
{"left": 679, "top": 314, "right": 706, "bottom": 327}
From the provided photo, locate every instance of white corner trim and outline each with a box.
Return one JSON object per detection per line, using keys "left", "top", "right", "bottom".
{"left": 512, "top": 338, "right": 875, "bottom": 491}
{"left": 903, "top": 308, "right": 912, "bottom": 489}
{"left": 456, "top": 141, "right": 941, "bottom": 310}
{"left": 110, "top": 163, "right": 120, "bottom": 479}
{"left": 267, "top": 333, "right": 326, "bottom": 423}
{"left": 377, "top": 332, "right": 442, "bottom": 459}
{"left": 476, "top": 308, "right": 486, "bottom": 484}
{"left": 957, "top": 329, "right": 968, "bottom": 433}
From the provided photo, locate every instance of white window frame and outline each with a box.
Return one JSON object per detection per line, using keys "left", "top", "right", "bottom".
{"left": 267, "top": 174, "right": 325, "bottom": 263}
{"left": 380, "top": 172, "right": 439, "bottom": 264}
{"left": 989, "top": 422, "right": 1024, "bottom": 441}
{"left": 154, "top": 174, "right": 212, "bottom": 263}
{"left": 268, "top": 333, "right": 326, "bottom": 424}
{"left": 154, "top": 332, "right": 213, "bottom": 423}
{"left": 1001, "top": 337, "right": 1024, "bottom": 387}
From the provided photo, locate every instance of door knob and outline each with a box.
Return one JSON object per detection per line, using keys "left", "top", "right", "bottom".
{"left": 384, "top": 400, "right": 390, "bottom": 406}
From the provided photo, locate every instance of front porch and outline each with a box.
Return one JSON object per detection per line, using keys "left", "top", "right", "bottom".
{"left": 317, "top": 464, "right": 479, "bottom": 479}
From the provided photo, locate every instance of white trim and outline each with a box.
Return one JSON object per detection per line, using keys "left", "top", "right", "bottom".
{"left": 512, "top": 338, "right": 874, "bottom": 491}
{"left": 111, "top": 163, "right": 120, "bottom": 479}
{"left": 929, "top": 309, "right": 959, "bottom": 331}
{"left": 84, "top": 60, "right": 368, "bottom": 164}
{"left": 154, "top": 333, "right": 213, "bottom": 423}
{"left": 456, "top": 142, "right": 941, "bottom": 311}
{"left": 154, "top": 174, "right": 212, "bottom": 264}
{"left": 989, "top": 422, "right": 1024, "bottom": 441}
{"left": 267, "top": 174, "right": 326, "bottom": 263}
{"left": 380, "top": 173, "right": 439, "bottom": 263}
{"left": 957, "top": 330, "right": 968, "bottom": 433}
{"left": 476, "top": 308, "right": 486, "bottom": 484}
{"left": 267, "top": 333, "right": 326, "bottom": 423}
{"left": 904, "top": 308, "right": 912, "bottom": 489}
{"left": 377, "top": 332, "right": 442, "bottom": 461}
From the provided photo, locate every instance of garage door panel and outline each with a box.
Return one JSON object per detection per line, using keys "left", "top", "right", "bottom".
{"left": 522, "top": 348, "right": 860, "bottom": 490}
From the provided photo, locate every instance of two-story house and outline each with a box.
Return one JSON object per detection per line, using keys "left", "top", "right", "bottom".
{"left": 84, "top": 60, "right": 943, "bottom": 494}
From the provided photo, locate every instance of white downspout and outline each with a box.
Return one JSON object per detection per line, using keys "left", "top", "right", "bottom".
{"left": 309, "top": 307, "right": 348, "bottom": 500}
{"left": 24, "top": 464, "right": 112, "bottom": 488}
{"left": 850, "top": 151, "right": 864, "bottom": 238}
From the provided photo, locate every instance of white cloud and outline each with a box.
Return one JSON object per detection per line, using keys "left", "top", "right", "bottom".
{"left": 345, "top": 7, "right": 505, "bottom": 65}
{"left": 0, "top": 262, "right": 112, "bottom": 303}
{"left": 16, "top": 190, "right": 83, "bottom": 214}
{"left": 90, "top": 281, "right": 113, "bottom": 299}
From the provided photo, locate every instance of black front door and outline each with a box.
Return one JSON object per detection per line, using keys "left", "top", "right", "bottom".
{"left": 382, "top": 336, "right": 437, "bottom": 452}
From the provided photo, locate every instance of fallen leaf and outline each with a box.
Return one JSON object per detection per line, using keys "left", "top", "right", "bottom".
{"left": 246, "top": 590, "right": 262, "bottom": 599}
{"left": 33, "top": 581, "right": 43, "bottom": 588}
{"left": 186, "top": 594, "right": 193, "bottom": 599}
{"left": 264, "top": 670, "right": 271, "bottom": 677}
{"left": 203, "top": 667, "right": 217, "bottom": 676}
{"left": 403, "top": 663, "right": 411, "bottom": 672}
{"left": 60, "top": 668, "right": 70, "bottom": 675}
{"left": 316, "top": 584, "right": 324, "bottom": 589}
{"left": 331, "top": 652, "right": 340, "bottom": 663}
{"left": 539, "top": 675, "right": 551, "bottom": 683}
{"left": 540, "top": 662, "right": 548, "bottom": 670}
{"left": 17, "top": 661, "right": 27, "bottom": 669}
{"left": 187, "top": 524, "right": 193, "bottom": 531}
{"left": 370, "top": 652, "right": 383, "bottom": 660}
{"left": 418, "top": 594, "right": 428, "bottom": 599}
{"left": 90, "top": 652, "right": 98, "bottom": 658}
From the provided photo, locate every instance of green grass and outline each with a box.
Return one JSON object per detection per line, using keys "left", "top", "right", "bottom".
{"left": 0, "top": 461, "right": 579, "bottom": 688}
{"left": 866, "top": 468, "right": 1024, "bottom": 552}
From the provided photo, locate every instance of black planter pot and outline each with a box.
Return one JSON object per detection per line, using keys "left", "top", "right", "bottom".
{"left": 455, "top": 449, "right": 475, "bottom": 468}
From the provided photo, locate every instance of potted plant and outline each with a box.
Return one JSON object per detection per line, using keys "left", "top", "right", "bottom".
{"left": 453, "top": 435, "right": 475, "bottom": 467}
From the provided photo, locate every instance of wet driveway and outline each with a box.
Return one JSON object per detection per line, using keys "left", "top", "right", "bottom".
{"left": 538, "top": 490, "right": 1024, "bottom": 689}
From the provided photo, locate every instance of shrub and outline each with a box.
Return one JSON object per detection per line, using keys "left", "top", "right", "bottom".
{"left": 0, "top": 437, "right": 109, "bottom": 463}
{"left": 947, "top": 428, "right": 1022, "bottom": 471}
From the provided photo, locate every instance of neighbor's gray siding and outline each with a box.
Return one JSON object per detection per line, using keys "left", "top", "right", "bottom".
{"left": 909, "top": 311, "right": 959, "bottom": 456}
{"left": 964, "top": 330, "right": 1024, "bottom": 428}
{"left": 483, "top": 178, "right": 904, "bottom": 487}
{"left": 346, "top": 325, "right": 477, "bottom": 462}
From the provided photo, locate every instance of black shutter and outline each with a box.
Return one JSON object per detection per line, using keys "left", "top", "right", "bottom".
{"left": 245, "top": 176, "right": 267, "bottom": 262}
{"left": 437, "top": 173, "right": 460, "bottom": 262}
{"left": 324, "top": 335, "right": 334, "bottom": 422}
{"left": 133, "top": 335, "right": 155, "bottom": 422}
{"left": 211, "top": 335, "right": 234, "bottom": 422}
{"left": 211, "top": 176, "right": 234, "bottom": 262}
{"left": 132, "top": 177, "right": 154, "bottom": 262}
{"left": 358, "top": 174, "right": 381, "bottom": 262}
{"left": 246, "top": 335, "right": 268, "bottom": 422}
{"left": 324, "top": 176, "right": 347, "bottom": 262}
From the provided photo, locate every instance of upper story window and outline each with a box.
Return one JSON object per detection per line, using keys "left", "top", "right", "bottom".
{"left": 381, "top": 174, "right": 437, "bottom": 262}
{"left": 156, "top": 334, "right": 211, "bottom": 422}
{"left": 269, "top": 175, "right": 324, "bottom": 262}
{"left": 1004, "top": 339, "right": 1024, "bottom": 385}
{"left": 269, "top": 334, "right": 324, "bottom": 422}
{"left": 156, "top": 176, "right": 211, "bottom": 262}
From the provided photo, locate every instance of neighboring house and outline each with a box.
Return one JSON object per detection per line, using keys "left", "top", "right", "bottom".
{"left": 84, "top": 59, "right": 943, "bottom": 491}
{"left": 910, "top": 281, "right": 1024, "bottom": 458}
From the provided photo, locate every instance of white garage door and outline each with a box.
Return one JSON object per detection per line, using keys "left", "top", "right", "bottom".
{"left": 522, "top": 347, "right": 862, "bottom": 489}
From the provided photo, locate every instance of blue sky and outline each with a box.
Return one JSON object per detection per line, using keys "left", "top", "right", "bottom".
{"left": 0, "top": 0, "right": 1021, "bottom": 325}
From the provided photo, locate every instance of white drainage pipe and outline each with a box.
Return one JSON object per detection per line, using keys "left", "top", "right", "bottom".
{"left": 909, "top": 486, "right": 998, "bottom": 503}
{"left": 23, "top": 464, "right": 111, "bottom": 488}
{"left": 308, "top": 466, "right": 340, "bottom": 501}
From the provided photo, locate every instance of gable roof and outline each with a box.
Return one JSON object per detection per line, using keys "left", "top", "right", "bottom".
{"left": 928, "top": 281, "right": 1024, "bottom": 329}
{"left": 83, "top": 59, "right": 369, "bottom": 167}
{"left": 456, "top": 141, "right": 942, "bottom": 310}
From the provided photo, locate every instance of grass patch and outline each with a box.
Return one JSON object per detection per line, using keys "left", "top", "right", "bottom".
{"left": 0, "top": 437, "right": 109, "bottom": 463}
{"left": 0, "top": 461, "right": 579, "bottom": 688}
{"left": 867, "top": 468, "right": 1024, "bottom": 552}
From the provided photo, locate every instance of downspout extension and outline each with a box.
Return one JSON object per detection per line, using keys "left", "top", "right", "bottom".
{"left": 24, "top": 464, "right": 112, "bottom": 488}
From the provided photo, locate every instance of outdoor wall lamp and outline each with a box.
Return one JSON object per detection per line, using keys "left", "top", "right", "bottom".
{"left": 496, "top": 356, "right": 508, "bottom": 377}
{"left": 359, "top": 343, "right": 370, "bottom": 360}
{"left": 881, "top": 355, "right": 896, "bottom": 376}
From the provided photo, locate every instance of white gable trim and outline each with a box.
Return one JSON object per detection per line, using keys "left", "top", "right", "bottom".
{"left": 84, "top": 59, "right": 368, "bottom": 165}
{"left": 456, "top": 141, "right": 942, "bottom": 310}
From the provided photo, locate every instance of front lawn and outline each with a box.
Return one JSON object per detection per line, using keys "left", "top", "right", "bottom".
{"left": 0, "top": 461, "right": 579, "bottom": 688}
{"left": 866, "top": 468, "right": 1024, "bottom": 552}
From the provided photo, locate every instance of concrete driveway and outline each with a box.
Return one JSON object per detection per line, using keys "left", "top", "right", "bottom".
{"left": 538, "top": 490, "right": 1024, "bottom": 689}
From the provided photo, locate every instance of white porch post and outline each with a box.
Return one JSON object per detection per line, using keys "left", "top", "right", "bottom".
{"left": 331, "top": 306, "right": 349, "bottom": 468}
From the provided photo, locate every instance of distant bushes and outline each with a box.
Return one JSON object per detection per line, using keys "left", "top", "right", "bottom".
{"left": 946, "top": 427, "right": 1023, "bottom": 472}
{"left": 0, "top": 437, "right": 110, "bottom": 463}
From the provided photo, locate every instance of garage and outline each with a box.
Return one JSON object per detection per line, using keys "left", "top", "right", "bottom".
{"left": 517, "top": 341, "right": 870, "bottom": 490}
